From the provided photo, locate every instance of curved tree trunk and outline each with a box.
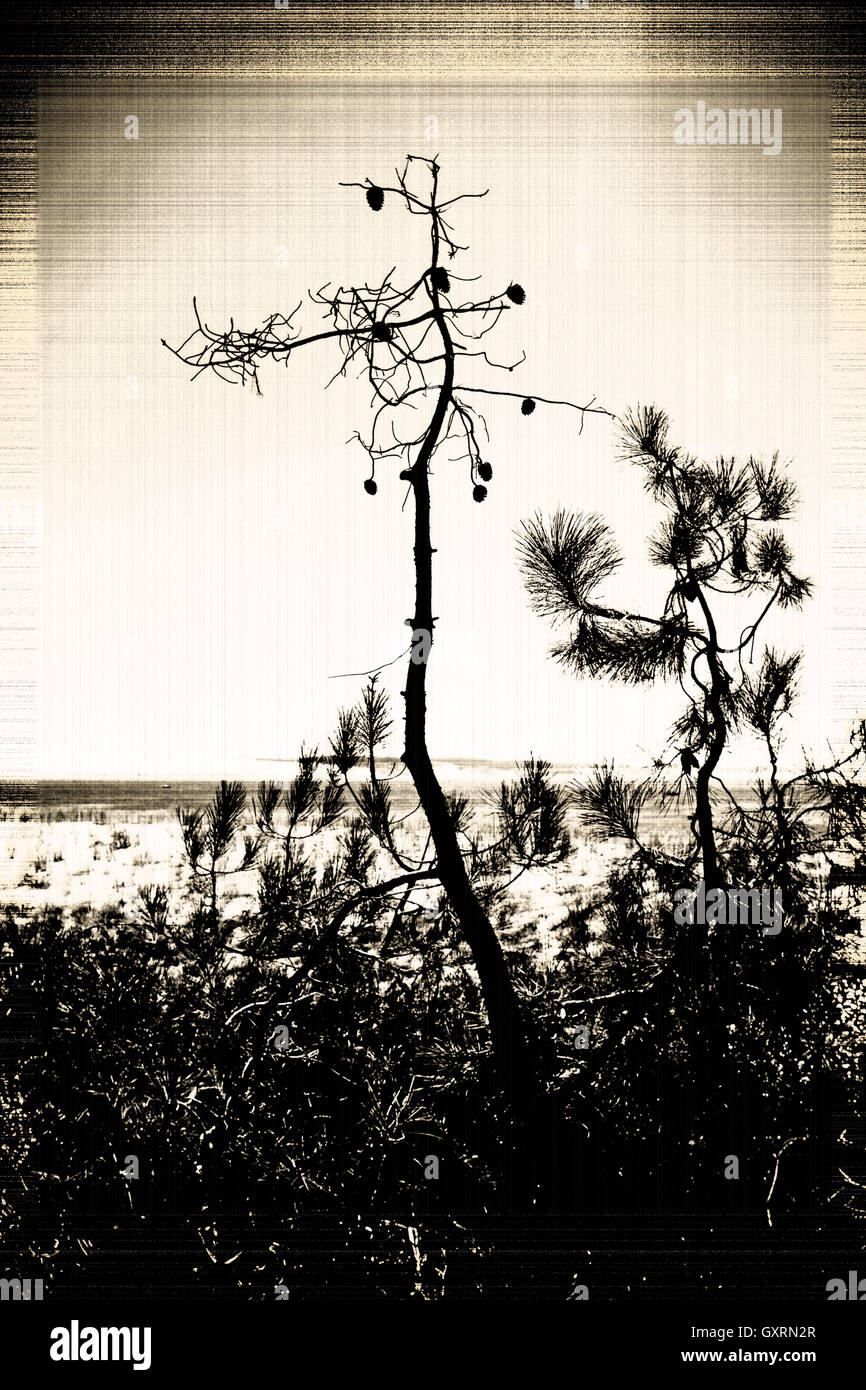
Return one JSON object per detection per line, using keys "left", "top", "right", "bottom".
{"left": 401, "top": 165, "right": 540, "bottom": 1121}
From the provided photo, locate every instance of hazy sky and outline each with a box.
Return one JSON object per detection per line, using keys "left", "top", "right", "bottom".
{"left": 34, "top": 75, "right": 837, "bottom": 779}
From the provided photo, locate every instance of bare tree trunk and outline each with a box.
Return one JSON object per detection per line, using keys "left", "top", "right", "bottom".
{"left": 401, "top": 165, "right": 540, "bottom": 1119}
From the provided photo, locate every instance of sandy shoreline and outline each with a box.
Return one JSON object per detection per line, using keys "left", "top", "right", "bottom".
{"left": 4, "top": 783, "right": 862, "bottom": 975}
{"left": 0, "top": 800, "right": 632, "bottom": 966}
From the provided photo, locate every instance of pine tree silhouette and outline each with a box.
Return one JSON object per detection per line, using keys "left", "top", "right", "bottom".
{"left": 164, "top": 155, "right": 611, "bottom": 1133}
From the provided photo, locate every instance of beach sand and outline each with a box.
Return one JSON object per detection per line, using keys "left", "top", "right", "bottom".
{"left": 0, "top": 779, "right": 630, "bottom": 961}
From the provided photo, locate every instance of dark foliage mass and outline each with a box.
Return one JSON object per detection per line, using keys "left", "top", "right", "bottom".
{"left": 3, "top": 690, "right": 866, "bottom": 1296}
{"left": 4, "top": 165, "right": 864, "bottom": 1299}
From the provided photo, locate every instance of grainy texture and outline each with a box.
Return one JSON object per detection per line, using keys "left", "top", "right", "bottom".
{"left": 1, "top": 1, "right": 865, "bottom": 1317}
{"left": 1, "top": 3, "right": 864, "bottom": 779}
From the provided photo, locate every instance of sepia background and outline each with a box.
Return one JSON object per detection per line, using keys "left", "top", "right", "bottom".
{"left": 0, "top": 4, "right": 862, "bottom": 785}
